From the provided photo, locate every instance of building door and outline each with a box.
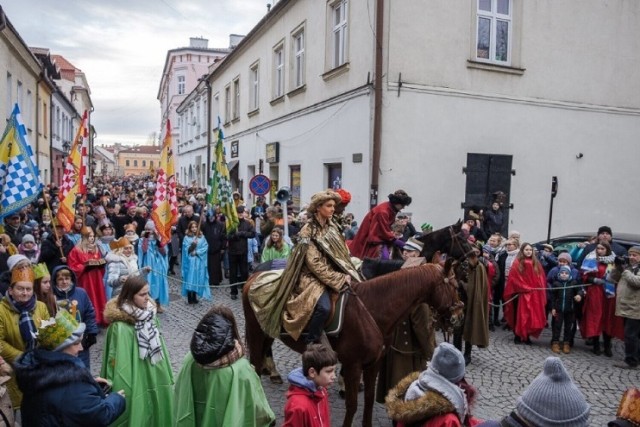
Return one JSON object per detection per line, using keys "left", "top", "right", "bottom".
{"left": 462, "top": 153, "right": 513, "bottom": 236}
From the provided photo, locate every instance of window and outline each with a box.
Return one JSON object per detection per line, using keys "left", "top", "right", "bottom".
{"left": 224, "top": 85, "right": 231, "bottom": 123}
{"left": 249, "top": 62, "right": 259, "bottom": 111}
{"left": 134, "top": 160, "right": 138, "bottom": 167}
{"left": 177, "top": 75, "right": 186, "bottom": 95}
{"left": 331, "top": 0, "right": 348, "bottom": 68}
{"left": 292, "top": 29, "right": 305, "bottom": 88}
{"left": 233, "top": 77, "right": 240, "bottom": 119}
{"left": 17, "top": 81, "right": 23, "bottom": 114}
{"left": 273, "top": 43, "right": 285, "bottom": 98}
{"left": 126, "top": 160, "right": 130, "bottom": 167}
{"left": 150, "top": 161, "right": 154, "bottom": 167}
{"left": 6, "top": 73, "right": 11, "bottom": 111}
{"left": 476, "top": 0, "right": 512, "bottom": 64}
{"left": 43, "top": 102, "right": 48, "bottom": 138}
{"left": 26, "top": 90, "right": 32, "bottom": 128}
{"left": 142, "top": 160, "right": 146, "bottom": 167}
{"left": 56, "top": 107, "right": 61, "bottom": 139}
{"left": 326, "top": 163, "right": 342, "bottom": 190}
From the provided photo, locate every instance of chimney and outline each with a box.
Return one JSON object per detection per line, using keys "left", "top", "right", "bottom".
{"left": 267, "top": 2, "right": 271, "bottom": 12}
{"left": 189, "top": 37, "right": 209, "bottom": 49}
{"left": 229, "top": 34, "right": 245, "bottom": 49}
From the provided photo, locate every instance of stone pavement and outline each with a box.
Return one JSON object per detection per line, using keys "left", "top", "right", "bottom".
{"left": 90, "top": 275, "right": 638, "bottom": 426}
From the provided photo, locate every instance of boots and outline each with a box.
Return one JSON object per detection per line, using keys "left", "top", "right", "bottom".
{"left": 464, "top": 342, "right": 472, "bottom": 366}
{"left": 562, "top": 342, "right": 571, "bottom": 354}
{"left": 263, "top": 356, "right": 283, "bottom": 384}
{"left": 603, "top": 334, "right": 613, "bottom": 357}
{"left": 592, "top": 338, "right": 602, "bottom": 355}
{"left": 551, "top": 342, "right": 561, "bottom": 354}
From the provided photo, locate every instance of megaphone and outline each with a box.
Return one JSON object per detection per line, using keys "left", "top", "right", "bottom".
{"left": 276, "top": 186, "right": 291, "bottom": 203}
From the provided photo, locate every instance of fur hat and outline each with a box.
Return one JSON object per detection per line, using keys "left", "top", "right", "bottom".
{"left": 598, "top": 226, "right": 613, "bottom": 236}
{"left": 37, "top": 309, "right": 86, "bottom": 352}
{"left": 516, "top": 357, "right": 590, "bottom": 427}
{"left": 558, "top": 252, "right": 573, "bottom": 263}
{"left": 628, "top": 246, "right": 640, "bottom": 256}
{"left": 7, "top": 254, "right": 29, "bottom": 271}
{"left": 542, "top": 244, "right": 554, "bottom": 252}
{"left": 403, "top": 237, "right": 423, "bottom": 253}
{"left": 388, "top": 190, "right": 412, "bottom": 207}
{"left": 429, "top": 342, "right": 465, "bottom": 383}
{"left": 557, "top": 265, "right": 572, "bottom": 279}
{"left": 306, "top": 190, "right": 342, "bottom": 215}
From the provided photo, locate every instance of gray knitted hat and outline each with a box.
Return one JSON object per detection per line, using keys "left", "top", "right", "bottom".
{"left": 516, "top": 357, "right": 590, "bottom": 427}
{"left": 429, "top": 342, "right": 465, "bottom": 383}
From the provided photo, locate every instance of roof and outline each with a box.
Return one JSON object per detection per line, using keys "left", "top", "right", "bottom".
{"left": 118, "top": 146, "right": 162, "bottom": 155}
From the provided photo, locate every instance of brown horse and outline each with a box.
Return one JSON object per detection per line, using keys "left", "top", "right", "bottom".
{"left": 242, "top": 261, "right": 463, "bottom": 427}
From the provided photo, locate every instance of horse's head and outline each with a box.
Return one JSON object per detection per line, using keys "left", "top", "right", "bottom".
{"left": 417, "top": 221, "right": 474, "bottom": 262}
{"left": 432, "top": 258, "right": 465, "bottom": 333}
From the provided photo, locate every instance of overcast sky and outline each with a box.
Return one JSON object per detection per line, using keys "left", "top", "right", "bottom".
{"left": 3, "top": 0, "right": 267, "bottom": 146}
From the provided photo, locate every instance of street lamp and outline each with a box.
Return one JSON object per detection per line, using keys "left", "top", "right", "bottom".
{"left": 61, "top": 140, "right": 71, "bottom": 166}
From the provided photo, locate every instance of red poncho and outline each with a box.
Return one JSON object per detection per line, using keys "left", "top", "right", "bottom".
{"left": 347, "top": 201, "right": 397, "bottom": 259}
{"left": 581, "top": 263, "right": 624, "bottom": 340}
{"left": 503, "top": 258, "right": 547, "bottom": 340}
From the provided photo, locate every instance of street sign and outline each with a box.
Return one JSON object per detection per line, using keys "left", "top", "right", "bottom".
{"left": 249, "top": 174, "right": 271, "bottom": 196}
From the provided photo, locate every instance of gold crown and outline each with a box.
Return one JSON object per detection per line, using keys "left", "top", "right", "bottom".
{"left": 109, "top": 237, "right": 131, "bottom": 251}
{"left": 11, "top": 265, "right": 35, "bottom": 284}
{"left": 616, "top": 388, "right": 640, "bottom": 424}
{"left": 81, "top": 226, "right": 94, "bottom": 236}
{"left": 37, "top": 309, "right": 82, "bottom": 351}
{"left": 32, "top": 263, "right": 50, "bottom": 280}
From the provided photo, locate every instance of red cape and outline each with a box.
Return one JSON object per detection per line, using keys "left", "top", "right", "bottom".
{"left": 347, "top": 201, "right": 397, "bottom": 259}
{"left": 503, "top": 258, "right": 547, "bottom": 340}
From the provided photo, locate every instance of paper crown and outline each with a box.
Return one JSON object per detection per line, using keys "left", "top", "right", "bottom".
{"left": 124, "top": 223, "right": 137, "bottom": 233}
{"left": 11, "top": 265, "right": 35, "bottom": 284}
{"left": 32, "top": 263, "right": 50, "bottom": 280}
{"left": 616, "top": 388, "right": 640, "bottom": 425}
{"left": 109, "top": 237, "right": 131, "bottom": 251}
{"left": 37, "top": 309, "right": 85, "bottom": 351}
{"left": 81, "top": 226, "right": 94, "bottom": 236}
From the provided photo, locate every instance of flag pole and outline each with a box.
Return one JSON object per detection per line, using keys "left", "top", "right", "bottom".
{"left": 43, "top": 192, "right": 65, "bottom": 258}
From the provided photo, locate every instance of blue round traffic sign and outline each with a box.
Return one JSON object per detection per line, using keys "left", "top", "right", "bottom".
{"left": 249, "top": 174, "right": 271, "bottom": 196}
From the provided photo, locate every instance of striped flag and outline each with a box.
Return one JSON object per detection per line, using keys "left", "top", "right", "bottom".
{"left": 151, "top": 120, "right": 178, "bottom": 245}
{"left": 0, "top": 104, "right": 43, "bottom": 222}
{"left": 208, "top": 120, "right": 239, "bottom": 232}
{"left": 57, "top": 110, "right": 89, "bottom": 231}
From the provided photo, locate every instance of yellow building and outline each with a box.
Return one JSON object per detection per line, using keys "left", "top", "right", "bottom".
{"left": 117, "top": 146, "right": 161, "bottom": 176}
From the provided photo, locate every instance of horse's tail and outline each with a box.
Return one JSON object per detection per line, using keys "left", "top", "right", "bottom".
{"left": 241, "top": 276, "right": 269, "bottom": 373}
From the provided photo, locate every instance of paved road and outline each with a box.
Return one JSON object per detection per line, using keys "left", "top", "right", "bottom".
{"left": 90, "top": 275, "right": 638, "bottom": 426}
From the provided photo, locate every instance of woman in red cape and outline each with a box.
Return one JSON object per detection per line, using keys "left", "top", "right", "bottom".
{"left": 580, "top": 241, "right": 624, "bottom": 356}
{"left": 503, "top": 243, "right": 547, "bottom": 343}
{"left": 67, "top": 226, "right": 108, "bottom": 325}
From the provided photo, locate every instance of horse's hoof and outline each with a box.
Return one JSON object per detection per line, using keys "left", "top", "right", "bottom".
{"left": 270, "top": 375, "right": 283, "bottom": 384}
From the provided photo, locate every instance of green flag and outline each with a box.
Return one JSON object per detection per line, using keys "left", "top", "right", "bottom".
{"left": 208, "top": 125, "right": 239, "bottom": 232}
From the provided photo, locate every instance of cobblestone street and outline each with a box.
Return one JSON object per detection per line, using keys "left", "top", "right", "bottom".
{"left": 91, "top": 276, "right": 638, "bottom": 426}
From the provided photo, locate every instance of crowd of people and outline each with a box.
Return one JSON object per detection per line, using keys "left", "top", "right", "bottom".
{"left": 0, "top": 176, "right": 637, "bottom": 426}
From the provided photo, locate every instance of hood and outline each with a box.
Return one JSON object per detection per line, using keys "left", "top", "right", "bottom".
{"left": 15, "top": 349, "right": 95, "bottom": 395}
{"left": 104, "top": 298, "right": 136, "bottom": 325}
{"left": 287, "top": 367, "right": 318, "bottom": 393}
{"left": 191, "top": 312, "right": 236, "bottom": 365}
{"left": 385, "top": 371, "right": 457, "bottom": 425}
{"left": 51, "top": 265, "right": 78, "bottom": 298}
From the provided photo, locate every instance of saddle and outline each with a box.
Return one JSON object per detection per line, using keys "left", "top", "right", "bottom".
{"left": 280, "top": 291, "right": 350, "bottom": 340}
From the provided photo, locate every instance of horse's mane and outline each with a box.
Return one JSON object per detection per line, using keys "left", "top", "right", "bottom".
{"left": 352, "top": 264, "right": 448, "bottom": 323}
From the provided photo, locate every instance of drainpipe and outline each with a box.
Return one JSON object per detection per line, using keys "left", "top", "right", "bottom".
{"left": 204, "top": 80, "right": 212, "bottom": 186}
{"left": 370, "top": 0, "right": 384, "bottom": 210}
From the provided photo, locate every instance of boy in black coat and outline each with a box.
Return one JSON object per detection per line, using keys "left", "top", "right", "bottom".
{"left": 551, "top": 265, "right": 584, "bottom": 354}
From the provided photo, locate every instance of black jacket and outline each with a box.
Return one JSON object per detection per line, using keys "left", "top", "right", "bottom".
{"left": 203, "top": 219, "right": 227, "bottom": 253}
{"left": 551, "top": 279, "right": 584, "bottom": 313}
{"left": 226, "top": 219, "right": 255, "bottom": 255}
{"left": 38, "top": 232, "right": 75, "bottom": 274}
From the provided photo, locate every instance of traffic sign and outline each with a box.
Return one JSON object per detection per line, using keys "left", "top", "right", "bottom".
{"left": 249, "top": 174, "right": 271, "bottom": 196}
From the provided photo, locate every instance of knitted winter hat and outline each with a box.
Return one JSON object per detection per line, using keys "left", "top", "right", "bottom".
{"left": 557, "top": 265, "right": 572, "bottom": 279}
{"left": 516, "top": 357, "right": 590, "bottom": 427}
{"left": 7, "top": 254, "right": 29, "bottom": 271}
{"left": 628, "top": 246, "right": 640, "bottom": 256}
{"left": 558, "top": 252, "right": 573, "bottom": 263}
{"left": 145, "top": 220, "right": 156, "bottom": 231}
{"left": 429, "top": 342, "right": 465, "bottom": 383}
{"left": 598, "top": 226, "right": 613, "bottom": 236}
{"left": 21, "top": 234, "right": 35, "bottom": 244}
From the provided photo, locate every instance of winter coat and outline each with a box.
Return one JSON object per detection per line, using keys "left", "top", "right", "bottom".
{"left": 580, "top": 256, "right": 624, "bottom": 340}
{"left": 51, "top": 265, "right": 99, "bottom": 369}
{"left": 105, "top": 252, "right": 141, "bottom": 297}
{"left": 615, "top": 264, "right": 640, "bottom": 320}
{"left": 462, "top": 261, "right": 490, "bottom": 347}
{"left": 138, "top": 237, "right": 169, "bottom": 305}
{"left": 283, "top": 367, "right": 330, "bottom": 427}
{"left": 551, "top": 279, "right": 583, "bottom": 314}
{"left": 67, "top": 245, "right": 107, "bottom": 325}
{"left": 227, "top": 219, "right": 255, "bottom": 255}
{"left": 0, "top": 295, "right": 50, "bottom": 409}
{"left": 38, "top": 232, "right": 74, "bottom": 274}
{"left": 101, "top": 299, "right": 174, "bottom": 427}
{"left": 348, "top": 201, "right": 398, "bottom": 259}
{"left": 181, "top": 236, "right": 211, "bottom": 300}
{"left": 202, "top": 219, "right": 227, "bottom": 253}
{"left": 14, "top": 349, "right": 125, "bottom": 427}
{"left": 482, "top": 208, "right": 504, "bottom": 236}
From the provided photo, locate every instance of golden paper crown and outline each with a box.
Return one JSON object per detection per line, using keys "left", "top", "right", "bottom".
{"left": 37, "top": 309, "right": 84, "bottom": 351}
{"left": 81, "top": 226, "right": 94, "bottom": 237}
{"left": 32, "top": 263, "right": 50, "bottom": 280}
{"left": 11, "top": 265, "right": 35, "bottom": 284}
{"left": 616, "top": 388, "right": 640, "bottom": 425}
{"left": 109, "top": 237, "right": 131, "bottom": 251}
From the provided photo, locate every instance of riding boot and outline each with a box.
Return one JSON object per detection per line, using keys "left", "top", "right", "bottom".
{"left": 453, "top": 331, "right": 463, "bottom": 352}
{"left": 592, "top": 337, "right": 602, "bottom": 355}
{"left": 264, "top": 356, "right": 283, "bottom": 384}
{"left": 603, "top": 334, "right": 613, "bottom": 357}
{"left": 464, "top": 342, "right": 472, "bottom": 366}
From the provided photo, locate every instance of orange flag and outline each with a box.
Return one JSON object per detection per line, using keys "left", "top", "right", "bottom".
{"left": 151, "top": 120, "right": 178, "bottom": 244}
{"left": 57, "top": 111, "right": 88, "bottom": 231}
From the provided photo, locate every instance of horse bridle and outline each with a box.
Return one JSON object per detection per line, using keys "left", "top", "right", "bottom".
{"left": 447, "top": 226, "right": 474, "bottom": 261}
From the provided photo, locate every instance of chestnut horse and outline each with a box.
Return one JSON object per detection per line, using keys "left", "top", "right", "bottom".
{"left": 242, "top": 261, "right": 463, "bottom": 427}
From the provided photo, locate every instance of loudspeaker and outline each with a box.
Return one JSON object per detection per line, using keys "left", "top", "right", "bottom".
{"left": 276, "top": 186, "right": 290, "bottom": 203}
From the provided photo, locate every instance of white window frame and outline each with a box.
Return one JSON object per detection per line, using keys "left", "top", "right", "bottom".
{"left": 224, "top": 85, "right": 231, "bottom": 123}
{"left": 177, "top": 75, "right": 186, "bottom": 95}
{"left": 6, "top": 73, "right": 12, "bottom": 112}
{"left": 292, "top": 27, "right": 305, "bottom": 88}
{"left": 273, "top": 42, "right": 285, "bottom": 99}
{"left": 475, "top": 0, "right": 512, "bottom": 65}
{"left": 250, "top": 62, "right": 260, "bottom": 111}
{"left": 331, "top": 0, "right": 348, "bottom": 68}
{"left": 233, "top": 77, "right": 240, "bottom": 120}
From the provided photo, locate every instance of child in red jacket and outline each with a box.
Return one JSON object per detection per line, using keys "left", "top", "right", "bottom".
{"left": 283, "top": 344, "right": 338, "bottom": 427}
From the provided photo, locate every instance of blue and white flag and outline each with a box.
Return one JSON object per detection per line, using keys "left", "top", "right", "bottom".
{"left": 0, "top": 104, "right": 43, "bottom": 221}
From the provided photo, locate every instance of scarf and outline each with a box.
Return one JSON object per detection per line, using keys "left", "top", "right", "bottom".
{"left": 100, "top": 235, "right": 115, "bottom": 245}
{"left": 405, "top": 367, "right": 469, "bottom": 422}
{"left": 6, "top": 294, "right": 37, "bottom": 351}
{"left": 121, "top": 301, "right": 163, "bottom": 365}
{"left": 201, "top": 340, "right": 244, "bottom": 370}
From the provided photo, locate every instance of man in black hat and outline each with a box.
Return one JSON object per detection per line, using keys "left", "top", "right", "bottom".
{"left": 577, "top": 226, "right": 628, "bottom": 268}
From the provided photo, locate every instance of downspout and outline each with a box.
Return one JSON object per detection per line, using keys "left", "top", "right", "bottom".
{"left": 370, "top": 0, "right": 384, "bottom": 210}
{"left": 35, "top": 76, "right": 41, "bottom": 174}
{"left": 204, "top": 80, "right": 212, "bottom": 186}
